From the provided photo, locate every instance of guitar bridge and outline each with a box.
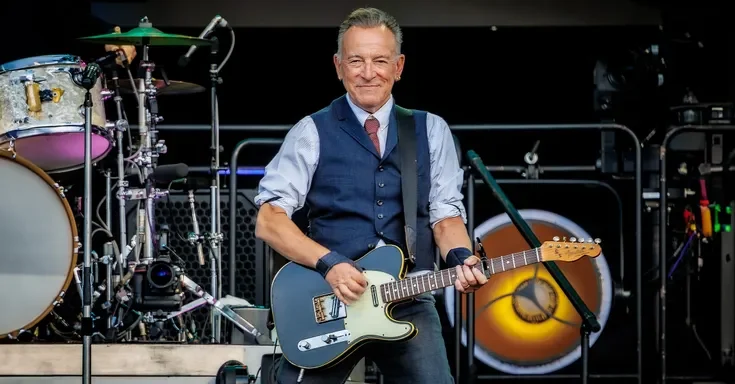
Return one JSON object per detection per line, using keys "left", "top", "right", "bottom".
{"left": 312, "top": 293, "right": 347, "bottom": 324}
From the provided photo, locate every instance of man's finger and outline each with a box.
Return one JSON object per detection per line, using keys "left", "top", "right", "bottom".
{"left": 339, "top": 284, "right": 358, "bottom": 303}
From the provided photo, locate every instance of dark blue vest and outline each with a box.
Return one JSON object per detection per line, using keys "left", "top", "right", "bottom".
{"left": 305, "top": 95, "right": 435, "bottom": 272}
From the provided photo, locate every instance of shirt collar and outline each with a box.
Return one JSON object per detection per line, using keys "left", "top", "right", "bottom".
{"left": 345, "top": 93, "right": 393, "bottom": 130}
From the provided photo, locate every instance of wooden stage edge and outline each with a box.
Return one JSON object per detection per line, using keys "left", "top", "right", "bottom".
{"left": 0, "top": 343, "right": 281, "bottom": 377}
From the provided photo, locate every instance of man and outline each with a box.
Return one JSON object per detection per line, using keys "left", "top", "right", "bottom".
{"left": 255, "top": 7, "right": 487, "bottom": 384}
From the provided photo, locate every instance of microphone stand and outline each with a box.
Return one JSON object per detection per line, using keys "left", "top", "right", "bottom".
{"left": 81, "top": 63, "right": 101, "bottom": 384}
{"left": 465, "top": 150, "right": 601, "bottom": 384}
{"left": 208, "top": 36, "right": 223, "bottom": 343}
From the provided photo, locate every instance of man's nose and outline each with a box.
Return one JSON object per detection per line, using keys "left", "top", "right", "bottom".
{"left": 361, "top": 62, "right": 376, "bottom": 79}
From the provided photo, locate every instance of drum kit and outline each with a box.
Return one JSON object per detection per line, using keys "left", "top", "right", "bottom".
{"left": 0, "top": 15, "right": 267, "bottom": 380}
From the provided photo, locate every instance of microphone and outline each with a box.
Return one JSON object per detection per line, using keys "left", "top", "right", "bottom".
{"left": 178, "top": 15, "right": 229, "bottom": 67}
{"left": 79, "top": 63, "right": 102, "bottom": 90}
{"left": 184, "top": 183, "right": 206, "bottom": 265}
{"left": 149, "top": 163, "right": 189, "bottom": 183}
{"left": 94, "top": 51, "right": 119, "bottom": 65}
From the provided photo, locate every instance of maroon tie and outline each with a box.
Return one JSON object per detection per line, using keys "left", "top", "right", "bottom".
{"left": 364, "top": 116, "right": 380, "bottom": 154}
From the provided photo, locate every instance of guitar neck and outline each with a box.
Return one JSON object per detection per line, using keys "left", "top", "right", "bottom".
{"left": 379, "top": 247, "right": 543, "bottom": 303}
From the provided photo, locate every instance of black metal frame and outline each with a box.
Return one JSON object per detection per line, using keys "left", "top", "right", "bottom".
{"left": 228, "top": 138, "right": 285, "bottom": 301}
{"left": 182, "top": 122, "right": 643, "bottom": 383}
{"left": 658, "top": 124, "right": 735, "bottom": 384}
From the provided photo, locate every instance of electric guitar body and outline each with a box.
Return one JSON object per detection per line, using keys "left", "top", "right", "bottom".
{"left": 270, "top": 245, "right": 412, "bottom": 370}
{"left": 270, "top": 238, "right": 602, "bottom": 370}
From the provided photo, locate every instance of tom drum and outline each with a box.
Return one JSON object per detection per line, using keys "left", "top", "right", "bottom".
{"left": 444, "top": 209, "right": 613, "bottom": 375}
{"left": 0, "top": 150, "right": 78, "bottom": 338}
{"left": 0, "top": 54, "right": 111, "bottom": 173}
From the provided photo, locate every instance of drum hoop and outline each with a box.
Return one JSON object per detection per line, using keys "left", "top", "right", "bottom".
{"left": 0, "top": 54, "right": 81, "bottom": 74}
{"left": 0, "top": 127, "right": 114, "bottom": 174}
{"left": 0, "top": 150, "right": 79, "bottom": 338}
{"left": 0, "top": 125, "right": 113, "bottom": 141}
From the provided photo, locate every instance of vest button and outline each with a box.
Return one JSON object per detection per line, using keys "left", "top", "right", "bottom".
{"left": 377, "top": 214, "right": 384, "bottom": 219}
{"left": 378, "top": 183, "right": 385, "bottom": 188}
{"left": 376, "top": 200, "right": 383, "bottom": 206}
{"left": 378, "top": 166, "right": 384, "bottom": 172}
{"left": 368, "top": 243, "right": 375, "bottom": 249}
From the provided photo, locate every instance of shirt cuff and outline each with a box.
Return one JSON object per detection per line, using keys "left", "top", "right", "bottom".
{"left": 254, "top": 193, "right": 298, "bottom": 218}
{"left": 430, "top": 201, "right": 468, "bottom": 228}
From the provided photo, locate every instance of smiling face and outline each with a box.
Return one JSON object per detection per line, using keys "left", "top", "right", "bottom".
{"left": 334, "top": 25, "right": 405, "bottom": 113}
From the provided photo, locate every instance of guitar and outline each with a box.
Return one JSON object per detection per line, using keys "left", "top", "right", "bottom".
{"left": 270, "top": 237, "right": 602, "bottom": 370}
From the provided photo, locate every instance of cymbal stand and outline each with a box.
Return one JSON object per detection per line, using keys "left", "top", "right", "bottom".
{"left": 208, "top": 36, "right": 223, "bottom": 343}
{"left": 133, "top": 39, "right": 161, "bottom": 266}
{"left": 110, "top": 59, "right": 130, "bottom": 331}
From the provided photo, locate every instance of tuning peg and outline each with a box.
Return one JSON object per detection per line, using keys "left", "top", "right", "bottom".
{"left": 570, "top": 236, "right": 577, "bottom": 242}
{"left": 587, "top": 238, "right": 593, "bottom": 243}
{"left": 553, "top": 236, "right": 560, "bottom": 241}
{"left": 594, "top": 238, "right": 601, "bottom": 244}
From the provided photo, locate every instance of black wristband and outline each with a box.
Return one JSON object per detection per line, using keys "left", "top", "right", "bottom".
{"left": 446, "top": 247, "right": 474, "bottom": 268}
{"left": 315, "top": 251, "right": 353, "bottom": 278}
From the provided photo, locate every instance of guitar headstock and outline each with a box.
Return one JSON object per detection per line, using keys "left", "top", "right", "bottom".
{"left": 540, "top": 236, "right": 602, "bottom": 262}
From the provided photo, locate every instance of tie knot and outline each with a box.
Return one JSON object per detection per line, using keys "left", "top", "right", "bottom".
{"left": 364, "top": 116, "right": 380, "bottom": 134}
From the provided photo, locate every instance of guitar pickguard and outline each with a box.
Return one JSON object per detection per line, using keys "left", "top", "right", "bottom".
{"left": 312, "top": 293, "right": 347, "bottom": 324}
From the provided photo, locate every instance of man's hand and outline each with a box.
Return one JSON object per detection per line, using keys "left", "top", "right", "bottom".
{"left": 104, "top": 26, "right": 138, "bottom": 66}
{"left": 454, "top": 255, "right": 488, "bottom": 293}
{"left": 325, "top": 263, "right": 367, "bottom": 305}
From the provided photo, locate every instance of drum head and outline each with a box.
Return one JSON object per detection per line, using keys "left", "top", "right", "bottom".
{"left": 444, "top": 209, "right": 613, "bottom": 375}
{"left": 0, "top": 151, "right": 77, "bottom": 337}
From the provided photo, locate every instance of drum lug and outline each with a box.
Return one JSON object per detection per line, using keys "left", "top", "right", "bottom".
{"left": 53, "top": 182, "right": 66, "bottom": 198}
{"left": 2, "top": 137, "right": 16, "bottom": 158}
{"left": 53, "top": 290, "right": 66, "bottom": 306}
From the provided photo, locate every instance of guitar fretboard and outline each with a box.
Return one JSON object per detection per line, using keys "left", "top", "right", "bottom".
{"left": 379, "top": 248, "right": 542, "bottom": 303}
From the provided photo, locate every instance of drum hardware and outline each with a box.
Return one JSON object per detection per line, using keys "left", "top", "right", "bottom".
{"left": 165, "top": 274, "right": 271, "bottom": 346}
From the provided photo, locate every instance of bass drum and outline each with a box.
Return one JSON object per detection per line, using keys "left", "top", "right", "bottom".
{"left": 0, "top": 150, "right": 78, "bottom": 338}
{"left": 444, "top": 209, "right": 613, "bottom": 375}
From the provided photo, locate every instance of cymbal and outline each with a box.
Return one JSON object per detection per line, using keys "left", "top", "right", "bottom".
{"left": 117, "top": 79, "right": 205, "bottom": 96}
{"left": 79, "top": 26, "right": 211, "bottom": 47}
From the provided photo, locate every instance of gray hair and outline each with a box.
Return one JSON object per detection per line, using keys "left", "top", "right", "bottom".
{"left": 336, "top": 8, "right": 402, "bottom": 59}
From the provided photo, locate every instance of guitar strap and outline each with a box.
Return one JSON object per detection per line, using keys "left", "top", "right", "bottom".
{"left": 395, "top": 105, "right": 417, "bottom": 264}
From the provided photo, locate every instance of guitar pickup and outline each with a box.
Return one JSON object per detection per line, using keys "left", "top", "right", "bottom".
{"left": 297, "top": 330, "right": 351, "bottom": 351}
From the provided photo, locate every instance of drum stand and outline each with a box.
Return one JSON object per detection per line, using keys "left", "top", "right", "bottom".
{"left": 80, "top": 62, "right": 103, "bottom": 384}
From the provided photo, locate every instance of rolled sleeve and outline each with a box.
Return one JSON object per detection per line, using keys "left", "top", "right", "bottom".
{"left": 254, "top": 116, "right": 319, "bottom": 218}
{"left": 426, "top": 112, "right": 467, "bottom": 227}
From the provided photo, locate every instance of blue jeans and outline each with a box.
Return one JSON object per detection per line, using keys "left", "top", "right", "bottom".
{"left": 273, "top": 293, "right": 454, "bottom": 384}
